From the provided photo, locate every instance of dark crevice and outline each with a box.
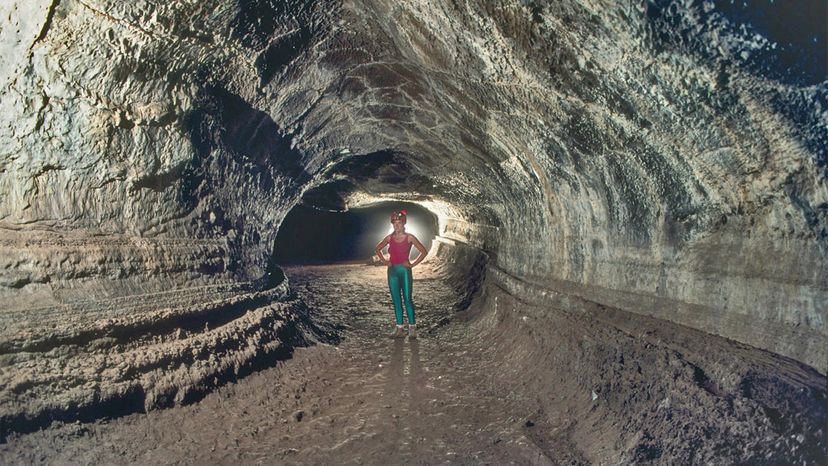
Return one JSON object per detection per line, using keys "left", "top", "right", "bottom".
{"left": 691, "top": 364, "right": 723, "bottom": 397}
{"left": 30, "top": 0, "right": 62, "bottom": 51}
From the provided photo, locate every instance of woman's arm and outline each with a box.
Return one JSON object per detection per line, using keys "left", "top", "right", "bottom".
{"left": 374, "top": 235, "right": 390, "bottom": 265}
{"left": 406, "top": 235, "right": 428, "bottom": 267}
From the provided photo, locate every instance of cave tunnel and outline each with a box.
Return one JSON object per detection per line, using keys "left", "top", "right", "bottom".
{"left": 272, "top": 200, "right": 438, "bottom": 266}
{"left": 1, "top": 0, "right": 826, "bottom": 463}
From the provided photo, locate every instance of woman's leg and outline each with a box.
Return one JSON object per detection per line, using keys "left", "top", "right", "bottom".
{"left": 401, "top": 266, "right": 416, "bottom": 325}
{"left": 387, "top": 265, "right": 404, "bottom": 325}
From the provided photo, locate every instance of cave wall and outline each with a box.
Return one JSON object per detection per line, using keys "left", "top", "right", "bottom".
{"left": 333, "top": 0, "right": 826, "bottom": 369}
{"left": 1, "top": 0, "right": 825, "bottom": 388}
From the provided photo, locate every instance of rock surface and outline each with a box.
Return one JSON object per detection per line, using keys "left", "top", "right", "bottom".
{"left": 0, "top": 0, "right": 825, "bottom": 445}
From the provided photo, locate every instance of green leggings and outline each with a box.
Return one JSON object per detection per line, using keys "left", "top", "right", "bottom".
{"left": 387, "top": 264, "right": 416, "bottom": 325}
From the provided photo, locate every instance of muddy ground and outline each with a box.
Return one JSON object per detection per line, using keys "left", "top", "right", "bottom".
{"left": 1, "top": 263, "right": 825, "bottom": 464}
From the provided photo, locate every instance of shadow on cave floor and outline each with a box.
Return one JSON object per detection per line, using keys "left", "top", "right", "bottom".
{"left": 2, "top": 263, "right": 825, "bottom": 464}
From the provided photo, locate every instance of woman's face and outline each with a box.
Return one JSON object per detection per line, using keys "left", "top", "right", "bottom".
{"left": 391, "top": 218, "right": 405, "bottom": 233}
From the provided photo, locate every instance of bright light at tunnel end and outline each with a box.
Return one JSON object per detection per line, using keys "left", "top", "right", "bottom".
{"left": 345, "top": 192, "right": 457, "bottom": 240}
{"left": 387, "top": 222, "right": 423, "bottom": 240}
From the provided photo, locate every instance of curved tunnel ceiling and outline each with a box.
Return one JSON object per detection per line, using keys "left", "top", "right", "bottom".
{"left": 0, "top": 0, "right": 826, "bottom": 440}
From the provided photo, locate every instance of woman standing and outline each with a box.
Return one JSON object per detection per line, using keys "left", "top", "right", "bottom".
{"left": 374, "top": 209, "right": 428, "bottom": 339}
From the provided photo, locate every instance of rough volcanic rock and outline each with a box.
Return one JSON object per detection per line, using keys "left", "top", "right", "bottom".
{"left": 0, "top": 0, "right": 825, "bottom": 439}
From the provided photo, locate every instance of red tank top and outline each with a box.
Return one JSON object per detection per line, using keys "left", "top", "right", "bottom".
{"left": 388, "top": 234, "right": 413, "bottom": 264}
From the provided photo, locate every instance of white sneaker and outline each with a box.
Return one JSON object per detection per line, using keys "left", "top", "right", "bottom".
{"left": 388, "top": 326, "right": 406, "bottom": 339}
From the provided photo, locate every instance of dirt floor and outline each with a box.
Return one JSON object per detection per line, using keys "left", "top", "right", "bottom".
{"left": 0, "top": 264, "right": 553, "bottom": 464}
{"left": 1, "top": 263, "right": 825, "bottom": 465}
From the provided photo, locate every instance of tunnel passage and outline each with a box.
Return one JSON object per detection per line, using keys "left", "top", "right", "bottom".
{"left": 271, "top": 201, "right": 438, "bottom": 266}
{"left": 268, "top": 195, "right": 488, "bottom": 320}
{"left": 0, "top": 0, "right": 826, "bottom": 462}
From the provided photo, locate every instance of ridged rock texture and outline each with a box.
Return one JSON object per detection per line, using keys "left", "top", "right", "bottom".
{"left": 1, "top": 0, "right": 825, "bottom": 446}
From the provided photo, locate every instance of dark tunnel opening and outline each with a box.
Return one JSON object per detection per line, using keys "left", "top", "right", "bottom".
{"left": 271, "top": 200, "right": 439, "bottom": 266}
{"left": 266, "top": 194, "right": 490, "bottom": 334}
